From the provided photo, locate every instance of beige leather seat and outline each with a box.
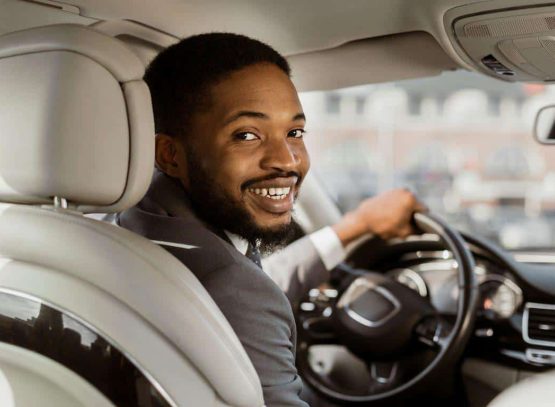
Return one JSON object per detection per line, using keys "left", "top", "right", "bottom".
{"left": 0, "top": 24, "right": 263, "bottom": 407}
{"left": 488, "top": 369, "right": 555, "bottom": 407}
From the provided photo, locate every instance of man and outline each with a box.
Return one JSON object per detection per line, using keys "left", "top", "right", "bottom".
{"left": 118, "top": 33, "right": 423, "bottom": 406}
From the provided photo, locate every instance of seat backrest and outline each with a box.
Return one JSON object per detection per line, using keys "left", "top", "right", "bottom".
{"left": 0, "top": 24, "right": 263, "bottom": 407}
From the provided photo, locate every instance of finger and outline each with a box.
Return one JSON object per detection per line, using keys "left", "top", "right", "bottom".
{"left": 414, "top": 200, "right": 429, "bottom": 213}
{"left": 398, "top": 224, "right": 414, "bottom": 238}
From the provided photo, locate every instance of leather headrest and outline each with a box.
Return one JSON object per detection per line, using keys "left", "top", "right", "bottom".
{"left": 0, "top": 24, "right": 154, "bottom": 213}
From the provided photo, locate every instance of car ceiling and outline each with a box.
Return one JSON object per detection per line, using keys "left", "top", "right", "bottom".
{"left": 65, "top": 0, "right": 471, "bottom": 55}
{"left": 3, "top": 0, "right": 555, "bottom": 89}
{"left": 59, "top": 1, "right": 551, "bottom": 58}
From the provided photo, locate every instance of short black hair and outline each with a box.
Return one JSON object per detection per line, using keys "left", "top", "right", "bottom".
{"left": 144, "top": 33, "right": 291, "bottom": 138}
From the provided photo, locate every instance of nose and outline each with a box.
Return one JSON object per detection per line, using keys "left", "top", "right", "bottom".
{"left": 260, "top": 136, "right": 301, "bottom": 173}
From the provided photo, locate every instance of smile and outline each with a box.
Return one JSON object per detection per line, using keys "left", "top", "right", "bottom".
{"left": 248, "top": 187, "right": 291, "bottom": 200}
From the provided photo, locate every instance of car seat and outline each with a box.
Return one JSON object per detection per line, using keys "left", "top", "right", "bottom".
{"left": 0, "top": 23, "right": 263, "bottom": 407}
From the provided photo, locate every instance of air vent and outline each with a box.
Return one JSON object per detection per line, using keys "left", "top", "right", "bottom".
{"left": 523, "top": 303, "right": 555, "bottom": 347}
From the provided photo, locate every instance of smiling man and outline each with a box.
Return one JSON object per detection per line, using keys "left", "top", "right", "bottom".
{"left": 117, "top": 33, "right": 422, "bottom": 406}
{"left": 155, "top": 58, "right": 310, "bottom": 254}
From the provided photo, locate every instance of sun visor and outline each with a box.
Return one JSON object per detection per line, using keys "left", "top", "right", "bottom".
{"left": 289, "top": 32, "right": 458, "bottom": 92}
{"left": 449, "top": 5, "right": 555, "bottom": 82}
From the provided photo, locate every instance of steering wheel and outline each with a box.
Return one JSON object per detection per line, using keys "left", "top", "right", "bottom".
{"left": 296, "top": 212, "right": 479, "bottom": 404}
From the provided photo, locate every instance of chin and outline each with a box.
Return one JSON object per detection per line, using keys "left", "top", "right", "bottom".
{"left": 254, "top": 212, "right": 292, "bottom": 230}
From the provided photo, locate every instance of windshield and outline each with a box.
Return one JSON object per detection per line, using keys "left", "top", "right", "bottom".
{"left": 300, "top": 70, "right": 555, "bottom": 251}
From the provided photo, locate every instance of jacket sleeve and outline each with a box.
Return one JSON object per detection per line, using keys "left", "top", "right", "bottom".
{"left": 262, "top": 235, "right": 329, "bottom": 305}
{"left": 202, "top": 264, "right": 309, "bottom": 407}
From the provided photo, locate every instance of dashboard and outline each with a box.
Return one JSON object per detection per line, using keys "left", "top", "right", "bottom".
{"left": 339, "top": 233, "right": 555, "bottom": 371}
{"left": 386, "top": 250, "right": 523, "bottom": 321}
{"left": 294, "top": 231, "right": 555, "bottom": 401}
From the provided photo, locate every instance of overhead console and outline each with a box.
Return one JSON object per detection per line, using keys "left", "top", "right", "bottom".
{"left": 446, "top": 3, "right": 555, "bottom": 83}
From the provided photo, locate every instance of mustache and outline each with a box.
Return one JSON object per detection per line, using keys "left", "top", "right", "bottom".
{"left": 241, "top": 171, "right": 301, "bottom": 189}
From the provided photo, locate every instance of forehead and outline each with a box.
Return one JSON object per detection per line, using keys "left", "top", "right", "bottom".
{"left": 206, "top": 63, "right": 303, "bottom": 120}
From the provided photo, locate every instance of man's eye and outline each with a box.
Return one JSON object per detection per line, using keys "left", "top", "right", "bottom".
{"left": 235, "top": 132, "right": 259, "bottom": 141}
{"left": 288, "top": 129, "right": 305, "bottom": 139}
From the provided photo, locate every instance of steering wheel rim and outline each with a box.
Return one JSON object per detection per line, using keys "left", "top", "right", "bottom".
{"left": 296, "top": 212, "right": 479, "bottom": 404}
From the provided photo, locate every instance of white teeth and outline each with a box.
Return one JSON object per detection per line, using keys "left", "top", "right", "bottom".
{"left": 249, "top": 186, "right": 292, "bottom": 199}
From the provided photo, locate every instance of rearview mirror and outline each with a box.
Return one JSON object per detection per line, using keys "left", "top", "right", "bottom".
{"left": 534, "top": 105, "right": 555, "bottom": 145}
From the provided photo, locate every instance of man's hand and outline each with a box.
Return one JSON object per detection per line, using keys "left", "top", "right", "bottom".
{"left": 332, "top": 189, "right": 427, "bottom": 247}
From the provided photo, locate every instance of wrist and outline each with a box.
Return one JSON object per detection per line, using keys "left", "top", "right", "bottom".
{"left": 332, "top": 210, "right": 369, "bottom": 247}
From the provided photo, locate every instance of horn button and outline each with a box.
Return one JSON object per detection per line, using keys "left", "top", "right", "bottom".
{"left": 333, "top": 273, "right": 433, "bottom": 358}
{"left": 345, "top": 285, "right": 400, "bottom": 327}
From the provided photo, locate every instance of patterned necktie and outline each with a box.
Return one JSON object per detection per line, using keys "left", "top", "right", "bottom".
{"left": 245, "top": 242, "right": 262, "bottom": 269}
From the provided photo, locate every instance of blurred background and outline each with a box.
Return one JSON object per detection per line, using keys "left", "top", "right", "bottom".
{"left": 300, "top": 70, "right": 555, "bottom": 250}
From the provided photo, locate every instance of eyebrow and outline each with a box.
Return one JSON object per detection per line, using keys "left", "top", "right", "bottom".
{"left": 224, "top": 110, "right": 306, "bottom": 126}
{"left": 293, "top": 112, "right": 306, "bottom": 121}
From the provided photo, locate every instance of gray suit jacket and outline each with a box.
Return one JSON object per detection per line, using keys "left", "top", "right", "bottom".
{"left": 263, "top": 237, "right": 329, "bottom": 306}
{"left": 118, "top": 170, "right": 310, "bottom": 406}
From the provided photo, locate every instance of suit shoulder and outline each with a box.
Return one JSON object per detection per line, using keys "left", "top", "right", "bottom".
{"left": 204, "top": 261, "right": 289, "bottom": 307}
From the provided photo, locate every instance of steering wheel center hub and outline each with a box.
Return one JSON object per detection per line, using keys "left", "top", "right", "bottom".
{"left": 339, "top": 278, "right": 401, "bottom": 327}
{"left": 333, "top": 273, "right": 433, "bottom": 358}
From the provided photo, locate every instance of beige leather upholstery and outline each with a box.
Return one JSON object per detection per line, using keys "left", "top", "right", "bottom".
{"left": 0, "top": 24, "right": 264, "bottom": 406}
{"left": 0, "top": 342, "right": 112, "bottom": 407}
{"left": 0, "top": 204, "right": 264, "bottom": 406}
{"left": 0, "top": 24, "right": 153, "bottom": 213}
{"left": 488, "top": 369, "right": 555, "bottom": 407}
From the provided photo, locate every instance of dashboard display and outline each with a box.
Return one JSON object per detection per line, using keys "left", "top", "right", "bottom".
{"left": 384, "top": 259, "right": 525, "bottom": 318}
{"left": 479, "top": 276, "right": 523, "bottom": 319}
{"left": 387, "top": 268, "right": 428, "bottom": 297}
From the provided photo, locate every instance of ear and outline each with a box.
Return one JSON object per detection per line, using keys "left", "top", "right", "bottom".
{"left": 154, "top": 133, "right": 188, "bottom": 180}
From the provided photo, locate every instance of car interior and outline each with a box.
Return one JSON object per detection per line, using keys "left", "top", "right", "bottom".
{"left": 2, "top": 0, "right": 555, "bottom": 406}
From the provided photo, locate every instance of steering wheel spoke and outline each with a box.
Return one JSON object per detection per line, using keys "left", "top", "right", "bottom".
{"left": 368, "top": 360, "right": 399, "bottom": 388}
{"left": 414, "top": 315, "right": 449, "bottom": 350}
{"left": 300, "top": 316, "right": 338, "bottom": 345}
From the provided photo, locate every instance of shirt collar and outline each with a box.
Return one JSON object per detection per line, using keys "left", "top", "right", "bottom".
{"left": 224, "top": 231, "right": 249, "bottom": 255}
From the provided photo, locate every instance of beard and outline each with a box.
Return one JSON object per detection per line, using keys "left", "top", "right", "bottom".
{"left": 184, "top": 150, "right": 303, "bottom": 255}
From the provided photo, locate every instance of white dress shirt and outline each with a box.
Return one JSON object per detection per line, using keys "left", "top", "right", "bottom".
{"left": 226, "top": 226, "right": 346, "bottom": 271}
{"left": 307, "top": 226, "right": 346, "bottom": 271}
{"left": 224, "top": 230, "right": 249, "bottom": 256}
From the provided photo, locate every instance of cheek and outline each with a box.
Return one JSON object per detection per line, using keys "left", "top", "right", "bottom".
{"left": 210, "top": 152, "right": 256, "bottom": 196}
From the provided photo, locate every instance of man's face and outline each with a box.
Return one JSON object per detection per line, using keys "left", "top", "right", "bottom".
{"left": 170, "top": 63, "right": 310, "bottom": 245}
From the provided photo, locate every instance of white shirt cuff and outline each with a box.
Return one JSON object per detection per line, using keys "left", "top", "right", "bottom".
{"left": 309, "top": 226, "right": 346, "bottom": 271}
